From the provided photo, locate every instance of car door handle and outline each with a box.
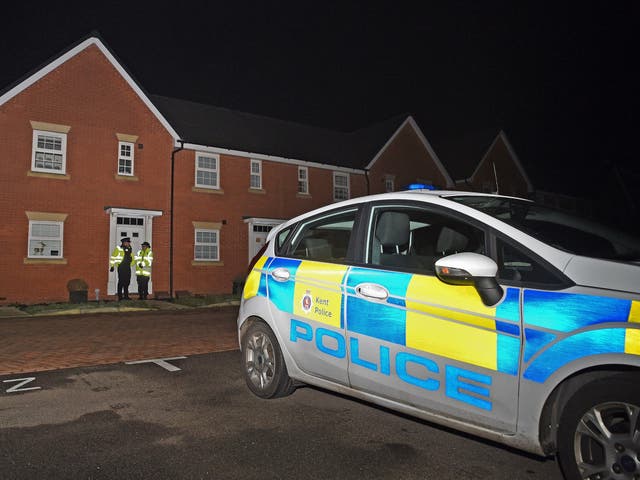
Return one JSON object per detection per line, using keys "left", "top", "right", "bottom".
{"left": 271, "top": 267, "right": 291, "bottom": 282}
{"left": 355, "top": 283, "right": 389, "bottom": 301}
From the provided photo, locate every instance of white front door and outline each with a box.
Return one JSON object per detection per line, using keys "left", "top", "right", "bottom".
{"left": 246, "top": 218, "right": 285, "bottom": 263}
{"left": 106, "top": 207, "right": 162, "bottom": 297}
{"left": 251, "top": 227, "right": 270, "bottom": 259}
{"left": 117, "top": 222, "right": 144, "bottom": 294}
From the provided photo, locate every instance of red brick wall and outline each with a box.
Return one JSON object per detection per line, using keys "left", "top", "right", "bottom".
{"left": 0, "top": 43, "right": 370, "bottom": 304}
{"left": 171, "top": 150, "right": 367, "bottom": 295}
{"left": 368, "top": 122, "right": 449, "bottom": 193}
{"left": 0, "top": 45, "right": 173, "bottom": 304}
{"left": 472, "top": 136, "right": 530, "bottom": 197}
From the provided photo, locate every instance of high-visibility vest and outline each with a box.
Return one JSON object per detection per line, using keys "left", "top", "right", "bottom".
{"left": 110, "top": 246, "right": 134, "bottom": 268}
{"left": 135, "top": 248, "right": 153, "bottom": 277}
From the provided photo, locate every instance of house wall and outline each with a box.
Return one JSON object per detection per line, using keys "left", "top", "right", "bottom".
{"left": 472, "top": 136, "right": 530, "bottom": 197}
{"left": 0, "top": 41, "right": 421, "bottom": 305}
{"left": 0, "top": 46, "right": 173, "bottom": 304}
{"left": 171, "top": 149, "right": 367, "bottom": 295}
{"left": 367, "top": 122, "right": 449, "bottom": 193}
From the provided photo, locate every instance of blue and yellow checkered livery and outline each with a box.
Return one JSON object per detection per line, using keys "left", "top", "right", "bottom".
{"left": 244, "top": 257, "right": 640, "bottom": 384}
{"left": 522, "top": 291, "right": 640, "bottom": 383}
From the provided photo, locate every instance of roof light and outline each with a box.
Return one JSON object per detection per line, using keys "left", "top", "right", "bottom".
{"left": 405, "top": 183, "right": 436, "bottom": 191}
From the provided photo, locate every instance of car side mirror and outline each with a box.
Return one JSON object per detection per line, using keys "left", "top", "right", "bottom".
{"left": 435, "top": 252, "right": 504, "bottom": 307}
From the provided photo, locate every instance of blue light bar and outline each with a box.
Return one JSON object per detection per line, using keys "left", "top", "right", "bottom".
{"left": 405, "top": 183, "right": 436, "bottom": 190}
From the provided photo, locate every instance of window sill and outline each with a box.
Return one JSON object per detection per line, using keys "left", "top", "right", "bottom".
{"left": 296, "top": 193, "right": 312, "bottom": 199}
{"left": 192, "top": 187, "right": 224, "bottom": 195}
{"left": 191, "top": 260, "right": 224, "bottom": 267}
{"left": 114, "top": 173, "right": 139, "bottom": 181}
{"left": 24, "top": 257, "right": 68, "bottom": 265}
{"left": 248, "top": 188, "right": 266, "bottom": 194}
{"left": 27, "top": 171, "right": 70, "bottom": 180}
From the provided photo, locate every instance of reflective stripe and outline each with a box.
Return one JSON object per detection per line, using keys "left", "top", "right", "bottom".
{"left": 110, "top": 246, "right": 131, "bottom": 267}
{"left": 135, "top": 249, "right": 153, "bottom": 276}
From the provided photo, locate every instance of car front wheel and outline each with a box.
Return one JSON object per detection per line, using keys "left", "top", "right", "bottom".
{"left": 557, "top": 373, "right": 640, "bottom": 480}
{"left": 241, "top": 321, "right": 295, "bottom": 399}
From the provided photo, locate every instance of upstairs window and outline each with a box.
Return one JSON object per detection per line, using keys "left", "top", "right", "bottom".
{"left": 194, "top": 228, "right": 219, "bottom": 261}
{"left": 250, "top": 159, "right": 262, "bottom": 189}
{"left": 384, "top": 175, "right": 395, "bottom": 192}
{"left": 32, "top": 130, "right": 67, "bottom": 174}
{"left": 118, "top": 141, "right": 134, "bottom": 176}
{"left": 28, "top": 220, "right": 64, "bottom": 258}
{"left": 333, "top": 172, "right": 350, "bottom": 201}
{"left": 298, "top": 166, "right": 309, "bottom": 194}
{"left": 195, "top": 153, "right": 219, "bottom": 189}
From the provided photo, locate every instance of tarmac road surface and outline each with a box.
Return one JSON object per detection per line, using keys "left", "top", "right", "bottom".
{"left": 0, "top": 351, "right": 564, "bottom": 480}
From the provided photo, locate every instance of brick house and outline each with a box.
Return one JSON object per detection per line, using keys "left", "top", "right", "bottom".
{"left": 0, "top": 35, "right": 453, "bottom": 304}
{"left": 437, "top": 129, "right": 533, "bottom": 197}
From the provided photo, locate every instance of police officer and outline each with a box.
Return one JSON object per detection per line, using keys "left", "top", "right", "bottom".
{"left": 109, "top": 237, "right": 134, "bottom": 300}
{"left": 135, "top": 241, "right": 153, "bottom": 300}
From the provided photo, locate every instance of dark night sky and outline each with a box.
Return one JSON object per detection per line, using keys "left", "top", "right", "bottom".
{"left": 1, "top": 2, "right": 638, "bottom": 196}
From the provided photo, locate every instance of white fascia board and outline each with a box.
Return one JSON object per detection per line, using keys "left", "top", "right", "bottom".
{"left": 105, "top": 207, "right": 163, "bottom": 217}
{"left": 243, "top": 217, "right": 286, "bottom": 224}
{"left": 365, "top": 116, "right": 455, "bottom": 188}
{"left": 181, "top": 141, "right": 365, "bottom": 175}
{"left": 0, "top": 37, "right": 181, "bottom": 141}
{"left": 470, "top": 131, "right": 534, "bottom": 193}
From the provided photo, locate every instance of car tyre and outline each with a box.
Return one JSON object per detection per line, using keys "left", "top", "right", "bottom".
{"left": 557, "top": 373, "right": 640, "bottom": 480}
{"left": 241, "top": 321, "right": 295, "bottom": 399}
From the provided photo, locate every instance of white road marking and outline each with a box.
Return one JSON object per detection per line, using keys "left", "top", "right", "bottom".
{"left": 125, "top": 356, "right": 187, "bottom": 372}
{"left": 3, "top": 377, "right": 41, "bottom": 393}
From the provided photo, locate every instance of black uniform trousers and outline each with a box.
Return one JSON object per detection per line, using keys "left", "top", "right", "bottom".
{"left": 137, "top": 275, "right": 150, "bottom": 300}
{"left": 117, "top": 264, "right": 132, "bottom": 299}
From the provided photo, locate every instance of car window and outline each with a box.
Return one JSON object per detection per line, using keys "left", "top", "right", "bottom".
{"left": 289, "top": 209, "right": 357, "bottom": 263}
{"left": 450, "top": 196, "right": 640, "bottom": 262}
{"left": 496, "top": 238, "right": 566, "bottom": 286}
{"left": 367, "top": 206, "right": 485, "bottom": 274}
{"left": 275, "top": 226, "right": 293, "bottom": 255}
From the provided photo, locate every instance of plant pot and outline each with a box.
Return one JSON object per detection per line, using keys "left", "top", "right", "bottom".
{"left": 69, "top": 290, "right": 88, "bottom": 304}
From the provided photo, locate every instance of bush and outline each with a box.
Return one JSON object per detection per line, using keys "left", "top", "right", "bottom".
{"left": 66, "top": 278, "right": 89, "bottom": 304}
{"left": 66, "top": 278, "right": 89, "bottom": 292}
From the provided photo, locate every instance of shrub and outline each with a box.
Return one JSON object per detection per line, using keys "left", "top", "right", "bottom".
{"left": 66, "top": 278, "right": 89, "bottom": 292}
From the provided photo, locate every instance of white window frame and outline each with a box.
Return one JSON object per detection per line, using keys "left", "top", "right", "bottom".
{"left": 298, "top": 166, "right": 309, "bottom": 194}
{"left": 195, "top": 152, "right": 220, "bottom": 189}
{"left": 117, "top": 141, "right": 135, "bottom": 176}
{"left": 31, "top": 130, "right": 67, "bottom": 174}
{"left": 333, "top": 172, "right": 350, "bottom": 201}
{"left": 250, "top": 159, "right": 262, "bottom": 189}
{"left": 194, "top": 228, "right": 220, "bottom": 261}
{"left": 28, "top": 220, "right": 64, "bottom": 258}
{"left": 384, "top": 175, "right": 395, "bottom": 192}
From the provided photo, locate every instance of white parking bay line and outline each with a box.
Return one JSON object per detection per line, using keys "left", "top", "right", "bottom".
{"left": 125, "top": 357, "right": 187, "bottom": 372}
{"left": 3, "top": 377, "right": 41, "bottom": 393}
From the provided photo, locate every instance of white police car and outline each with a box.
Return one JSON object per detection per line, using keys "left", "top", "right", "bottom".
{"left": 237, "top": 190, "right": 640, "bottom": 480}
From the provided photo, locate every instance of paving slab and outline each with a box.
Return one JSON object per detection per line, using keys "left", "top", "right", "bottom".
{"left": 0, "top": 306, "right": 240, "bottom": 376}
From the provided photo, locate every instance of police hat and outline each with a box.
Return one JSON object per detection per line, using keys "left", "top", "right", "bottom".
{"left": 141, "top": 241, "right": 150, "bottom": 247}
{"left": 121, "top": 237, "right": 131, "bottom": 243}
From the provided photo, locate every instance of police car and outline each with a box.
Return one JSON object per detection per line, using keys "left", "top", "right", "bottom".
{"left": 237, "top": 190, "right": 640, "bottom": 480}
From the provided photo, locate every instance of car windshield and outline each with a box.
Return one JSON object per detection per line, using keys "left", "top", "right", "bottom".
{"left": 449, "top": 196, "right": 640, "bottom": 262}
